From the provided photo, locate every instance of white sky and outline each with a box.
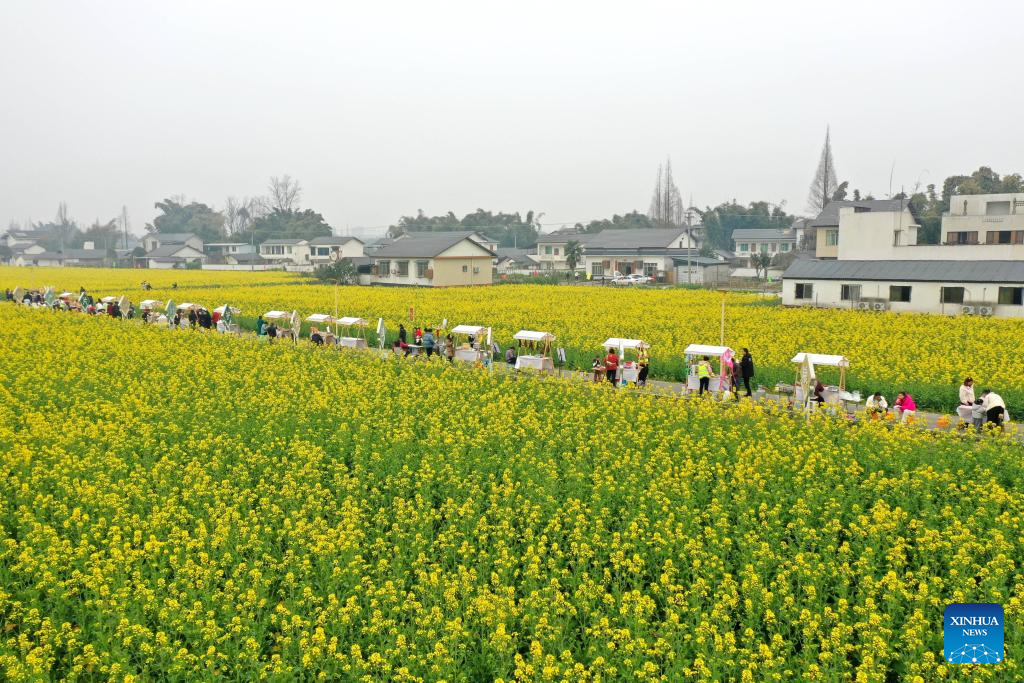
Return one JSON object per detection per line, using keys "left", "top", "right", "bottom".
{"left": 1, "top": 0, "right": 1021, "bottom": 236}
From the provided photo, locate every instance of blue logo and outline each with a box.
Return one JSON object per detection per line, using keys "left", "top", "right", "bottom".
{"left": 944, "top": 603, "right": 1004, "bottom": 663}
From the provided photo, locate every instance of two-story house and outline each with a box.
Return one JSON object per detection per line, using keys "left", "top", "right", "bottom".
{"left": 370, "top": 231, "right": 495, "bottom": 287}
{"left": 307, "top": 235, "right": 365, "bottom": 266}
{"left": 259, "top": 239, "right": 311, "bottom": 265}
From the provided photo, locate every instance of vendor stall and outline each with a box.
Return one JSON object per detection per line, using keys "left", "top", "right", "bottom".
{"left": 450, "top": 324, "right": 490, "bottom": 363}
{"left": 305, "top": 314, "right": 337, "bottom": 344}
{"left": 335, "top": 316, "right": 369, "bottom": 348}
{"left": 263, "top": 310, "right": 297, "bottom": 341}
{"left": 513, "top": 330, "right": 555, "bottom": 372}
{"left": 683, "top": 344, "right": 735, "bottom": 394}
{"left": 602, "top": 338, "right": 650, "bottom": 385}
{"left": 789, "top": 352, "right": 854, "bottom": 408}
{"left": 139, "top": 299, "right": 163, "bottom": 322}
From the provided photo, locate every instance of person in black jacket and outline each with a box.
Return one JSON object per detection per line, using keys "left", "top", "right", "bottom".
{"left": 740, "top": 348, "right": 755, "bottom": 397}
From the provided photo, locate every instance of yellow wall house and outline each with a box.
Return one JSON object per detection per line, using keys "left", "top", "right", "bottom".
{"left": 370, "top": 231, "right": 496, "bottom": 287}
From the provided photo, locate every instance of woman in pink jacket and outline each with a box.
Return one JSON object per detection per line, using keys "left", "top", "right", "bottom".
{"left": 894, "top": 392, "right": 917, "bottom": 423}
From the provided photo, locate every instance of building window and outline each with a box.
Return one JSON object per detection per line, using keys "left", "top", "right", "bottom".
{"left": 986, "top": 200, "right": 1011, "bottom": 215}
{"left": 644, "top": 263, "right": 658, "bottom": 277}
{"left": 946, "top": 231, "right": 978, "bottom": 245}
{"left": 940, "top": 286, "right": 965, "bottom": 304}
{"left": 416, "top": 260, "right": 429, "bottom": 278}
{"left": 770, "top": 243, "right": 777, "bottom": 252}
{"left": 759, "top": 243, "right": 769, "bottom": 253}
{"left": 840, "top": 284, "right": 861, "bottom": 301}
{"left": 893, "top": 230, "right": 902, "bottom": 246}
{"left": 794, "top": 283, "right": 813, "bottom": 300}
{"left": 378, "top": 260, "right": 390, "bottom": 276}
{"left": 998, "top": 287, "right": 1023, "bottom": 305}
{"left": 739, "top": 243, "right": 749, "bottom": 252}
{"left": 889, "top": 285, "right": 912, "bottom": 303}
{"left": 286, "top": 246, "right": 292, "bottom": 254}
{"left": 591, "top": 263, "right": 604, "bottom": 277}
{"left": 986, "top": 230, "right": 1024, "bottom": 245}
{"left": 462, "top": 265, "right": 468, "bottom": 273}
{"left": 553, "top": 248, "right": 560, "bottom": 256}
{"left": 544, "top": 246, "right": 553, "bottom": 255}
{"left": 781, "top": 243, "right": 790, "bottom": 252}
{"left": 396, "top": 260, "right": 409, "bottom": 276}
{"left": 473, "top": 266, "right": 480, "bottom": 274}
{"left": 825, "top": 230, "right": 839, "bottom": 246}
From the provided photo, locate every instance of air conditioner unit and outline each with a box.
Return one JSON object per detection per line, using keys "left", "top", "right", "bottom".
{"left": 856, "top": 301, "right": 872, "bottom": 310}
{"left": 872, "top": 302, "right": 888, "bottom": 311}
{"left": 978, "top": 305, "right": 995, "bottom": 316}
{"left": 961, "top": 305, "right": 976, "bottom": 315}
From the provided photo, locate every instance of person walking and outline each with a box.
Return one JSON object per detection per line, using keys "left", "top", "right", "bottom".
{"left": 256, "top": 315, "right": 266, "bottom": 337}
{"left": 423, "top": 329, "right": 436, "bottom": 358}
{"left": 696, "top": 356, "right": 712, "bottom": 395}
{"left": 980, "top": 389, "right": 1006, "bottom": 429}
{"left": 444, "top": 334, "right": 455, "bottom": 362}
{"left": 740, "top": 348, "right": 755, "bottom": 397}
{"left": 398, "top": 324, "right": 407, "bottom": 345}
{"left": 603, "top": 347, "right": 620, "bottom": 387}
{"left": 636, "top": 346, "right": 650, "bottom": 387}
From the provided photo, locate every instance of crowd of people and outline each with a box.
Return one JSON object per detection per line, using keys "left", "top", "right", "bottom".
{"left": 4, "top": 286, "right": 1014, "bottom": 433}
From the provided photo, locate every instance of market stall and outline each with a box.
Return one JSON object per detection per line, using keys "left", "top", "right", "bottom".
{"left": 513, "top": 330, "right": 555, "bottom": 372}
{"left": 789, "top": 352, "right": 854, "bottom": 408}
{"left": 214, "top": 305, "right": 241, "bottom": 333}
{"left": 602, "top": 338, "right": 650, "bottom": 385}
{"left": 140, "top": 299, "right": 163, "bottom": 323}
{"left": 263, "top": 310, "right": 298, "bottom": 341}
{"left": 305, "top": 314, "right": 337, "bottom": 343}
{"left": 450, "top": 324, "right": 490, "bottom": 363}
{"left": 335, "top": 316, "right": 369, "bottom": 348}
{"left": 683, "top": 344, "right": 735, "bottom": 394}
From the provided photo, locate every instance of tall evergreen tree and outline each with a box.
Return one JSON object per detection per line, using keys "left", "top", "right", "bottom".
{"left": 807, "top": 127, "right": 839, "bottom": 214}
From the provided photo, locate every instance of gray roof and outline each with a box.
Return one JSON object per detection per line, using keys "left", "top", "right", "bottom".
{"left": 145, "top": 232, "right": 199, "bottom": 243}
{"left": 670, "top": 255, "right": 728, "bottom": 267}
{"left": 535, "top": 231, "right": 590, "bottom": 244}
{"left": 783, "top": 259, "right": 1024, "bottom": 284}
{"left": 309, "top": 235, "right": 364, "bottom": 245}
{"left": 810, "top": 199, "right": 911, "bottom": 228}
{"left": 146, "top": 244, "right": 202, "bottom": 257}
{"left": 261, "top": 238, "right": 306, "bottom": 245}
{"left": 583, "top": 228, "right": 690, "bottom": 250}
{"left": 732, "top": 228, "right": 797, "bottom": 241}
{"left": 372, "top": 231, "right": 496, "bottom": 258}
{"left": 227, "top": 253, "right": 265, "bottom": 263}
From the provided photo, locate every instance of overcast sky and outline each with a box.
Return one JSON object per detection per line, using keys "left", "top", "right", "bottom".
{"left": 1, "top": 0, "right": 1021, "bottom": 237}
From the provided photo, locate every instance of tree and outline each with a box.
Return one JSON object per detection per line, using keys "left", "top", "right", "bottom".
{"left": 388, "top": 209, "right": 539, "bottom": 248}
{"left": 268, "top": 175, "right": 302, "bottom": 212}
{"left": 648, "top": 158, "right": 684, "bottom": 226}
{"left": 752, "top": 252, "right": 773, "bottom": 280}
{"left": 576, "top": 211, "right": 656, "bottom": 234}
{"left": 807, "top": 126, "right": 838, "bottom": 214}
{"left": 148, "top": 199, "right": 226, "bottom": 242}
{"left": 314, "top": 259, "right": 359, "bottom": 284}
{"left": 564, "top": 240, "right": 583, "bottom": 270}
{"left": 242, "top": 209, "right": 332, "bottom": 244}
{"left": 699, "top": 200, "right": 793, "bottom": 250}
{"left": 831, "top": 181, "right": 849, "bottom": 201}
{"left": 81, "top": 219, "right": 121, "bottom": 251}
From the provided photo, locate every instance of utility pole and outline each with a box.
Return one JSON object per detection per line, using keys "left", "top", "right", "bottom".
{"left": 121, "top": 205, "right": 130, "bottom": 251}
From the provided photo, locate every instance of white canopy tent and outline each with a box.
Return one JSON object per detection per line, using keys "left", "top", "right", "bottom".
{"left": 513, "top": 330, "right": 555, "bottom": 372}
{"left": 602, "top": 338, "right": 650, "bottom": 385}
{"left": 58, "top": 292, "right": 75, "bottom": 299}
{"left": 214, "top": 305, "right": 241, "bottom": 315}
{"left": 451, "top": 324, "right": 490, "bottom": 363}
{"left": 305, "top": 313, "right": 335, "bottom": 324}
{"left": 100, "top": 296, "right": 118, "bottom": 304}
{"left": 683, "top": 343, "right": 735, "bottom": 393}
{"left": 335, "top": 316, "right": 369, "bottom": 347}
{"left": 263, "top": 310, "right": 290, "bottom": 320}
{"left": 176, "top": 302, "right": 199, "bottom": 311}
{"left": 791, "top": 352, "right": 850, "bottom": 402}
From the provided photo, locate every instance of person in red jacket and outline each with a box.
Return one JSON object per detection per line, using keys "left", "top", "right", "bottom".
{"left": 604, "top": 348, "right": 619, "bottom": 387}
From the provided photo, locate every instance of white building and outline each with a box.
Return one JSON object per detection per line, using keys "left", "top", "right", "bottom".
{"left": 142, "top": 232, "right": 205, "bottom": 253}
{"left": 732, "top": 228, "right": 798, "bottom": 263}
{"left": 145, "top": 244, "right": 207, "bottom": 269}
{"left": 534, "top": 227, "right": 702, "bottom": 272}
{"left": 205, "top": 242, "right": 257, "bottom": 256}
{"left": 370, "top": 232, "right": 495, "bottom": 287}
{"left": 307, "top": 235, "right": 365, "bottom": 266}
{"left": 259, "top": 239, "right": 311, "bottom": 265}
{"left": 782, "top": 260, "right": 1024, "bottom": 318}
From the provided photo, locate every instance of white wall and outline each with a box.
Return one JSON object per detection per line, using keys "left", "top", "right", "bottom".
{"left": 782, "top": 278, "right": 1024, "bottom": 318}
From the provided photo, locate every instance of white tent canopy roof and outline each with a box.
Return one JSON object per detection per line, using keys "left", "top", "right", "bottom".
{"left": 514, "top": 330, "right": 555, "bottom": 342}
{"left": 140, "top": 299, "right": 163, "bottom": 308}
{"left": 684, "top": 344, "right": 732, "bottom": 357}
{"left": 263, "top": 310, "right": 290, "bottom": 319}
{"left": 176, "top": 302, "right": 198, "bottom": 310}
{"left": 58, "top": 292, "right": 75, "bottom": 298}
{"left": 305, "top": 313, "right": 335, "bottom": 323}
{"left": 603, "top": 338, "right": 648, "bottom": 350}
{"left": 791, "top": 352, "right": 850, "bottom": 367}
{"left": 336, "top": 316, "right": 368, "bottom": 327}
{"left": 100, "top": 296, "right": 118, "bottom": 303}
{"left": 451, "top": 324, "right": 487, "bottom": 335}
{"left": 214, "top": 305, "right": 241, "bottom": 314}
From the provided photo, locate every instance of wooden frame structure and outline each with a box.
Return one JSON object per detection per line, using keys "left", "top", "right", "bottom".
{"left": 602, "top": 337, "right": 650, "bottom": 385}
{"left": 683, "top": 343, "right": 734, "bottom": 394}
{"left": 450, "top": 324, "right": 489, "bottom": 363}
{"left": 513, "top": 330, "right": 555, "bottom": 372}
